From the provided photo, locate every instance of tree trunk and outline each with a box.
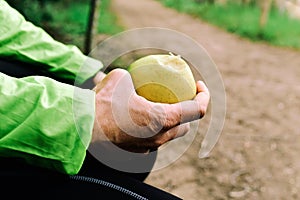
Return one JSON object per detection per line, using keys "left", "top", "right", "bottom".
{"left": 259, "top": 0, "right": 272, "bottom": 29}
{"left": 85, "top": 0, "right": 101, "bottom": 55}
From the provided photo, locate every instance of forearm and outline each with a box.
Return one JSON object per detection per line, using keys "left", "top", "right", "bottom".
{"left": 0, "top": 72, "right": 95, "bottom": 175}
{"left": 0, "top": 0, "right": 102, "bottom": 84}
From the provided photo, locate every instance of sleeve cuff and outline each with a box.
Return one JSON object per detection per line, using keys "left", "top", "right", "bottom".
{"left": 75, "top": 57, "right": 104, "bottom": 85}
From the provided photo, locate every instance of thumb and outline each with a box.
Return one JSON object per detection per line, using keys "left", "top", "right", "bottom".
{"left": 93, "top": 71, "right": 107, "bottom": 85}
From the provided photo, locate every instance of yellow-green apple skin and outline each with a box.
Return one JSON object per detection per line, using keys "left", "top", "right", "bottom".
{"left": 127, "top": 54, "right": 197, "bottom": 104}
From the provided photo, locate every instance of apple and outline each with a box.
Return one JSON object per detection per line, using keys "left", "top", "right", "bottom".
{"left": 127, "top": 53, "right": 196, "bottom": 104}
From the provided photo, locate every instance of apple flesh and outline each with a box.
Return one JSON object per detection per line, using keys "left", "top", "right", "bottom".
{"left": 127, "top": 53, "right": 197, "bottom": 104}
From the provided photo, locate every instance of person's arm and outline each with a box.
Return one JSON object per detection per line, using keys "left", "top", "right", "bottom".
{"left": 0, "top": 0, "right": 102, "bottom": 85}
{"left": 0, "top": 68, "right": 209, "bottom": 175}
{"left": 0, "top": 72, "right": 95, "bottom": 175}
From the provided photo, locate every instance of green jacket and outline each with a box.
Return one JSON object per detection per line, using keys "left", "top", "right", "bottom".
{"left": 0, "top": 1, "right": 103, "bottom": 175}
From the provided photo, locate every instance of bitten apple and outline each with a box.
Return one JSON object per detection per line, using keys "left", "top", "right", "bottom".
{"left": 127, "top": 53, "right": 197, "bottom": 104}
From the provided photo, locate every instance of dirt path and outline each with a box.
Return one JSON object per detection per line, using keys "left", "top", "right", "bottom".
{"left": 108, "top": 0, "right": 300, "bottom": 199}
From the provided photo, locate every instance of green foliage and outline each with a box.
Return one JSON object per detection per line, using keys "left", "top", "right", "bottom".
{"left": 158, "top": 0, "right": 300, "bottom": 50}
{"left": 97, "top": 0, "right": 123, "bottom": 35}
{"left": 48, "top": 0, "right": 123, "bottom": 35}
{"left": 48, "top": 2, "right": 90, "bottom": 36}
{"left": 6, "top": 0, "right": 59, "bottom": 25}
{"left": 6, "top": 0, "right": 123, "bottom": 50}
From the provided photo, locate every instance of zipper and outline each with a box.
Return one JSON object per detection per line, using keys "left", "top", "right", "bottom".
{"left": 70, "top": 175, "right": 149, "bottom": 200}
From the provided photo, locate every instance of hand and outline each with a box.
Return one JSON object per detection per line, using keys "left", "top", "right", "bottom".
{"left": 91, "top": 68, "right": 210, "bottom": 153}
{"left": 93, "top": 71, "right": 106, "bottom": 85}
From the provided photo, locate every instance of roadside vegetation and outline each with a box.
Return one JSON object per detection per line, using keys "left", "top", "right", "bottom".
{"left": 158, "top": 0, "right": 300, "bottom": 50}
{"left": 6, "top": 0, "right": 123, "bottom": 51}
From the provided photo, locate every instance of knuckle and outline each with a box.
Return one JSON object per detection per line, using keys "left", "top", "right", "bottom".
{"left": 148, "top": 116, "right": 164, "bottom": 134}
{"left": 109, "top": 68, "right": 129, "bottom": 79}
{"left": 148, "top": 105, "right": 168, "bottom": 133}
{"left": 154, "top": 138, "right": 165, "bottom": 147}
{"left": 199, "top": 104, "right": 207, "bottom": 118}
{"left": 183, "top": 123, "right": 191, "bottom": 134}
{"left": 113, "top": 68, "right": 127, "bottom": 74}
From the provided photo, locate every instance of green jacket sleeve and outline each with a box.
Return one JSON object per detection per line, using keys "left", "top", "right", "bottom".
{"left": 0, "top": 72, "right": 95, "bottom": 175}
{"left": 0, "top": 0, "right": 103, "bottom": 84}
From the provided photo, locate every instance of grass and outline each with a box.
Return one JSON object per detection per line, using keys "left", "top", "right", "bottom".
{"left": 48, "top": 0, "right": 122, "bottom": 35}
{"left": 158, "top": 0, "right": 300, "bottom": 50}
{"left": 41, "top": 0, "right": 123, "bottom": 50}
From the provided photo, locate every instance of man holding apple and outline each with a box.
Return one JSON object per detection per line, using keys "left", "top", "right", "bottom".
{"left": 0, "top": 1, "right": 210, "bottom": 199}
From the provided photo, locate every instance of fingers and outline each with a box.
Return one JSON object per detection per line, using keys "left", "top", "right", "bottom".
{"left": 158, "top": 81, "right": 210, "bottom": 129}
{"left": 194, "top": 80, "right": 210, "bottom": 118}
{"left": 165, "top": 122, "right": 191, "bottom": 140}
{"left": 196, "top": 80, "right": 210, "bottom": 95}
{"left": 93, "top": 71, "right": 107, "bottom": 85}
{"left": 93, "top": 69, "right": 132, "bottom": 93}
{"left": 121, "top": 123, "right": 190, "bottom": 153}
{"left": 145, "top": 123, "right": 191, "bottom": 150}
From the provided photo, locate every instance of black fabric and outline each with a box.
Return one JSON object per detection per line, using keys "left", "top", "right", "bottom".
{"left": 0, "top": 58, "right": 88, "bottom": 85}
{"left": 0, "top": 57, "right": 43, "bottom": 78}
{"left": 0, "top": 59, "right": 183, "bottom": 200}
{"left": 0, "top": 153, "right": 182, "bottom": 200}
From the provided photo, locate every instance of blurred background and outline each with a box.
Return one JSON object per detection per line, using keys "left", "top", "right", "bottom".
{"left": 5, "top": 0, "right": 123, "bottom": 53}
{"left": 6, "top": 0, "right": 300, "bottom": 199}
{"left": 6, "top": 0, "right": 300, "bottom": 51}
